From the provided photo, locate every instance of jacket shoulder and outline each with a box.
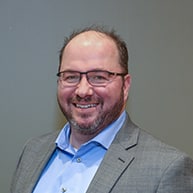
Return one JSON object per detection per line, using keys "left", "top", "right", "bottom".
{"left": 10, "top": 130, "right": 60, "bottom": 193}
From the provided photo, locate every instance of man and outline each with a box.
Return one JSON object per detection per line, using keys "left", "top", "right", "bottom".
{"left": 11, "top": 26, "right": 193, "bottom": 193}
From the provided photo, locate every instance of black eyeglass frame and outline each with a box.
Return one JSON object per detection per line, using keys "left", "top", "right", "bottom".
{"left": 56, "top": 70, "right": 128, "bottom": 87}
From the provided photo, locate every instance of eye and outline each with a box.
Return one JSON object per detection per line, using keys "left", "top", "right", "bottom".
{"left": 92, "top": 75, "right": 107, "bottom": 80}
{"left": 89, "top": 71, "right": 110, "bottom": 83}
{"left": 63, "top": 73, "right": 80, "bottom": 82}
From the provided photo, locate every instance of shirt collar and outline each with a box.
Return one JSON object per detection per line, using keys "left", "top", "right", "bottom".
{"left": 56, "top": 111, "right": 126, "bottom": 150}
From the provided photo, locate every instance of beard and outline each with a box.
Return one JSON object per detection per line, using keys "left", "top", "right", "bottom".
{"left": 58, "top": 87, "right": 125, "bottom": 135}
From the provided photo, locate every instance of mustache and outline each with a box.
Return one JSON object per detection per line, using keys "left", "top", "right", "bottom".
{"left": 71, "top": 95, "right": 102, "bottom": 103}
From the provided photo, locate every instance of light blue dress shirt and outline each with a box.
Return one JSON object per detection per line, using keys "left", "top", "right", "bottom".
{"left": 33, "top": 111, "right": 126, "bottom": 193}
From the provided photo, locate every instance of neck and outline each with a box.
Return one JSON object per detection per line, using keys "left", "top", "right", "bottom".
{"left": 69, "top": 129, "right": 99, "bottom": 149}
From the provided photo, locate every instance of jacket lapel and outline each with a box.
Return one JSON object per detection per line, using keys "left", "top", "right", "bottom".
{"left": 86, "top": 114, "right": 139, "bottom": 193}
{"left": 26, "top": 133, "right": 58, "bottom": 193}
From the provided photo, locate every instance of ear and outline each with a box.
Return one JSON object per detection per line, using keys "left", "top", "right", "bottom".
{"left": 123, "top": 74, "right": 131, "bottom": 101}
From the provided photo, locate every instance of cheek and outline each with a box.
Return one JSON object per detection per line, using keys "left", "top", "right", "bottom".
{"left": 57, "top": 88, "right": 74, "bottom": 104}
{"left": 95, "top": 86, "right": 121, "bottom": 104}
{"left": 57, "top": 89, "right": 64, "bottom": 101}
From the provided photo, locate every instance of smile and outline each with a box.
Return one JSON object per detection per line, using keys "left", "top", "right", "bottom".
{"left": 75, "top": 104, "right": 97, "bottom": 109}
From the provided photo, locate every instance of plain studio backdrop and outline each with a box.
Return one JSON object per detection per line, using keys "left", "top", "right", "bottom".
{"left": 0, "top": 1, "right": 193, "bottom": 192}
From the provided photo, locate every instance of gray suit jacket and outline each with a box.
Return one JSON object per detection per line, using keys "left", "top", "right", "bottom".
{"left": 11, "top": 113, "right": 193, "bottom": 192}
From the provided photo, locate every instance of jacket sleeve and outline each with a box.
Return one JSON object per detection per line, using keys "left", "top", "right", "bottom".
{"left": 157, "top": 154, "right": 193, "bottom": 193}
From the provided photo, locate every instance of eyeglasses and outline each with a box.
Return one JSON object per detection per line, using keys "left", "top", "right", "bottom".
{"left": 57, "top": 70, "right": 127, "bottom": 87}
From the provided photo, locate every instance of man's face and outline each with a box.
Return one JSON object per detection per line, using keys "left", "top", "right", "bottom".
{"left": 57, "top": 31, "right": 131, "bottom": 135}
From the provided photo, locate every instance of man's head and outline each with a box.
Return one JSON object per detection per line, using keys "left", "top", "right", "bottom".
{"left": 57, "top": 26, "right": 131, "bottom": 136}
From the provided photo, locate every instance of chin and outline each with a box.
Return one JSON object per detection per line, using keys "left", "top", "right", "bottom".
{"left": 70, "top": 115, "right": 103, "bottom": 135}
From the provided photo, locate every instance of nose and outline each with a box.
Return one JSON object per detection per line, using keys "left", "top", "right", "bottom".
{"left": 74, "top": 75, "right": 93, "bottom": 98}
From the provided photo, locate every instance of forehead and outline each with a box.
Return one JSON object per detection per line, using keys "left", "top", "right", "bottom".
{"left": 65, "top": 31, "right": 118, "bottom": 53}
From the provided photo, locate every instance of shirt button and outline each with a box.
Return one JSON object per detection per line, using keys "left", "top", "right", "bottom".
{"left": 76, "top": 157, "right": 82, "bottom": 163}
{"left": 61, "top": 187, "right": 67, "bottom": 192}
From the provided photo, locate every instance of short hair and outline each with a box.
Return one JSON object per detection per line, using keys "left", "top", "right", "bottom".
{"left": 58, "top": 25, "right": 129, "bottom": 73}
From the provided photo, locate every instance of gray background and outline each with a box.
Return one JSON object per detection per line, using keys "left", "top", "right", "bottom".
{"left": 0, "top": 1, "right": 193, "bottom": 192}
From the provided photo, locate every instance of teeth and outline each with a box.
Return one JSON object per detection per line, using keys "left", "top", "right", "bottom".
{"left": 76, "top": 104, "right": 97, "bottom": 109}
